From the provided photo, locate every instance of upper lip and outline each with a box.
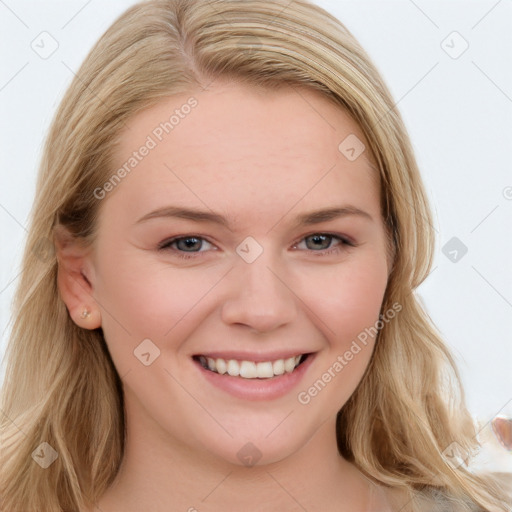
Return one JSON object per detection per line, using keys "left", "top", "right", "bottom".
{"left": 193, "top": 351, "right": 314, "bottom": 362}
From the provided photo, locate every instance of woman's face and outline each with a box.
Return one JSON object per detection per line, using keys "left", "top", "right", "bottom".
{"left": 88, "top": 81, "right": 390, "bottom": 466}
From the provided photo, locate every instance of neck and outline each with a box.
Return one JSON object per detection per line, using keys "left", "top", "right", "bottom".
{"left": 93, "top": 395, "right": 373, "bottom": 512}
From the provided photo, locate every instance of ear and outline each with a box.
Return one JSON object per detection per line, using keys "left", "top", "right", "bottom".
{"left": 54, "top": 224, "right": 102, "bottom": 329}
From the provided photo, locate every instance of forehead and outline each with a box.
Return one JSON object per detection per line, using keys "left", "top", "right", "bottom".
{"left": 106, "top": 81, "right": 381, "bottom": 226}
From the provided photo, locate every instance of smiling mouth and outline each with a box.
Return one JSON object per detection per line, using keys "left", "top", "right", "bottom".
{"left": 193, "top": 354, "right": 310, "bottom": 379}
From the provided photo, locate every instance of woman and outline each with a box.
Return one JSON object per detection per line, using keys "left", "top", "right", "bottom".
{"left": 0, "top": 0, "right": 510, "bottom": 510}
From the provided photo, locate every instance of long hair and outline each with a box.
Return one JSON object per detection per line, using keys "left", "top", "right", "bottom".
{"left": 0, "top": 1, "right": 509, "bottom": 510}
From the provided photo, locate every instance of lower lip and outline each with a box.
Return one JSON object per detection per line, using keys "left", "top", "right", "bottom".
{"left": 194, "top": 354, "right": 315, "bottom": 401}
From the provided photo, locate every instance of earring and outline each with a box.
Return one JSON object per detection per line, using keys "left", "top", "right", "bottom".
{"left": 80, "top": 308, "right": 91, "bottom": 319}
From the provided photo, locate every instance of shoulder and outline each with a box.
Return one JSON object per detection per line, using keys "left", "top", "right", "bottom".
{"left": 413, "top": 488, "right": 483, "bottom": 512}
{"left": 377, "top": 485, "right": 487, "bottom": 512}
{"left": 369, "top": 471, "right": 512, "bottom": 512}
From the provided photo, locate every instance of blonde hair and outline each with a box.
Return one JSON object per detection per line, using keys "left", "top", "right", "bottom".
{"left": 0, "top": 1, "right": 509, "bottom": 510}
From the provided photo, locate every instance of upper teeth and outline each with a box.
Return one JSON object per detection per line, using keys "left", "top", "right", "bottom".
{"left": 198, "top": 355, "right": 303, "bottom": 379}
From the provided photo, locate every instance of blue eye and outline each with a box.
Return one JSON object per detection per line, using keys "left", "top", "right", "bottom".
{"left": 294, "top": 233, "right": 353, "bottom": 253}
{"left": 303, "top": 234, "right": 337, "bottom": 250}
{"left": 158, "top": 233, "right": 354, "bottom": 260}
{"left": 158, "top": 236, "right": 214, "bottom": 255}
{"left": 173, "top": 237, "right": 203, "bottom": 252}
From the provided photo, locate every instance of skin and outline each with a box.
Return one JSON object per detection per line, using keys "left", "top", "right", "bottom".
{"left": 57, "top": 80, "right": 398, "bottom": 511}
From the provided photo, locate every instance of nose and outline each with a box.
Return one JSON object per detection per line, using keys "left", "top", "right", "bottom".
{"left": 220, "top": 256, "right": 298, "bottom": 333}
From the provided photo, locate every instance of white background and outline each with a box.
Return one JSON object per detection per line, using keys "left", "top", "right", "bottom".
{"left": 1, "top": 0, "right": 511, "bottom": 469}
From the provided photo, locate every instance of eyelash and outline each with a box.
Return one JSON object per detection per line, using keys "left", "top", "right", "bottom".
{"left": 157, "top": 233, "right": 356, "bottom": 260}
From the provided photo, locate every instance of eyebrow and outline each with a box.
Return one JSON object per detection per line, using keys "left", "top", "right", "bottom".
{"left": 135, "top": 205, "right": 373, "bottom": 227}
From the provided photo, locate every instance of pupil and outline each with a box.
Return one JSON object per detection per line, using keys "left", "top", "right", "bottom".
{"left": 179, "top": 237, "right": 201, "bottom": 251}
{"left": 307, "top": 234, "right": 330, "bottom": 250}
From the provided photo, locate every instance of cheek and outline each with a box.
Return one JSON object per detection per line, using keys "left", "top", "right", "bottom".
{"left": 298, "top": 257, "right": 388, "bottom": 344}
{"left": 96, "top": 240, "right": 192, "bottom": 316}
{"left": 294, "top": 263, "right": 387, "bottom": 410}
{"left": 94, "top": 251, "right": 227, "bottom": 363}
